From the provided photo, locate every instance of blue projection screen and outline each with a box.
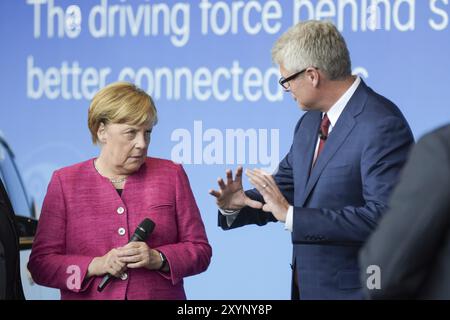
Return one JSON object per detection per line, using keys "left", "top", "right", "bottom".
{"left": 0, "top": 0, "right": 449, "bottom": 299}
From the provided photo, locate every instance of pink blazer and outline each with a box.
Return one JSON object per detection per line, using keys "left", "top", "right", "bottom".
{"left": 28, "top": 158, "right": 212, "bottom": 300}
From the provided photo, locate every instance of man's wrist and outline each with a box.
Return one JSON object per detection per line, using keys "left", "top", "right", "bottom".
{"left": 277, "top": 202, "right": 290, "bottom": 222}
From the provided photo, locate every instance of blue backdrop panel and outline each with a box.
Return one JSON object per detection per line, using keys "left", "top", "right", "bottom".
{"left": 0, "top": 0, "right": 449, "bottom": 299}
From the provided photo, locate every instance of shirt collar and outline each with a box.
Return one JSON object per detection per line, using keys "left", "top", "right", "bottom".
{"left": 325, "top": 76, "right": 361, "bottom": 128}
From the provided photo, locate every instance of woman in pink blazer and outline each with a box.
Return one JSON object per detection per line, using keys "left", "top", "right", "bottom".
{"left": 28, "top": 82, "right": 212, "bottom": 300}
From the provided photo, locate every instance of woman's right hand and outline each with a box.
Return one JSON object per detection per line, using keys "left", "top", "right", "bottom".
{"left": 87, "top": 248, "right": 127, "bottom": 278}
{"left": 209, "top": 166, "right": 263, "bottom": 210}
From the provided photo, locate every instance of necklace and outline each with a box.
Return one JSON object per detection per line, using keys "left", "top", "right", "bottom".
{"left": 109, "top": 177, "right": 127, "bottom": 184}
{"left": 94, "top": 159, "right": 127, "bottom": 184}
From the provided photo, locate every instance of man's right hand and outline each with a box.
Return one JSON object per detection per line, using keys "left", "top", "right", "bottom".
{"left": 209, "top": 166, "right": 263, "bottom": 211}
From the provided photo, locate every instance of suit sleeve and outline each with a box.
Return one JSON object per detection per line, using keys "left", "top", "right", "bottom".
{"left": 359, "top": 128, "right": 450, "bottom": 299}
{"left": 27, "top": 171, "right": 95, "bottom": 292}
{"left": 292, "top": 116, "right": 414, "bottom": 244}
{"left": 156, "top": 165, "right": 212, "bottom": 285}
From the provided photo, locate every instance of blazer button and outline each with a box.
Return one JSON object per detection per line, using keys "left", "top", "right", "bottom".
{"left": 120, "top": 272, "right": 128, "bottom": 281}
{"left": 117, "top": 207, "right": 125, "bottom": 215}
{"left": 118, "top": 227, "right": 126, "bottom": 236}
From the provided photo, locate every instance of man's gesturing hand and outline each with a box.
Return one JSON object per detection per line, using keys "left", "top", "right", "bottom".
{"left": 209, "top": 166, "right": 263, "bottom": 211}
{"left": 245, "top": 168, "right": 290, "bottom": 222}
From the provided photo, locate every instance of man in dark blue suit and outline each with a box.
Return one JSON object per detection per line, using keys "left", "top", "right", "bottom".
{"left": 209, "top": 20, "right": 414, "bottom": 299}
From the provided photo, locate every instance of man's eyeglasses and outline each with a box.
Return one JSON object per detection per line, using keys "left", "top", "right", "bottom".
{"left": 279, "top": 67, "right": 317, "bottom": 91}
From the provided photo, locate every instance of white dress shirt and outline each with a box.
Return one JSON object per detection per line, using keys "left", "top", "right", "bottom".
{"left": 221, "top": 77, "right": 362, "bottom": 230}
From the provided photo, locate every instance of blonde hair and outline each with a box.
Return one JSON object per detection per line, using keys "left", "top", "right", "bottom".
{"left": 88, "top": 82, "right": 158, "bottom": 144}
{"left": 272, "top": 20, "right": 351, "bottom": 80}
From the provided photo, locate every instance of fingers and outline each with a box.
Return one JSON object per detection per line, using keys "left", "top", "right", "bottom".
{"left": 126, "top": 261, "right": 146, "bottom": 269}
{"left": 117, "top": 248, "right": 145, "bottom": 266}
{"left": 226, "top": 169, "right": 233, "bottom": 185}
{"left": 112, "top": 259, "right": 126, "bottom": 270}
{"left": 119, "top": 254, "right": 142, "bottom": 264}
{"left": 117, "top": 248, "right": 140, "bottom": 257}
{"left": 109, "top": 259, "right": 127, "bottom": 277}
{"left": 252, "top": 168, "right": 273, "bottom": 185}
{"left": 114, "top": 242, "right": 154, "bottom": 270}
{"left": 214, "top": 167, "right": 244, "bottom": 190}
{"left": 246, "top": 169, "right": 270, "bottom": 193}
{"left": 254, "top": 168, "right": 274, "bottom": 184}
{"left": 122, "top": 249, "right": 154, "bottom": 269}
{"left": 244, "top": 197, "right": 264, "bottom": 209}
{"left": 248, "top": 169, "right": 275, "bottom": 189}
{"left": 261, "top": 203, "right": 272, "bottom": 213}
{"left": 235, "top": 166, "right": 243, "bottom": 184}
{"left": 121, "top": 242, "right": 140, "bottom": 249}
{"left": 218, "top": 177, "right": 226, "bottom": 190}
{"left": 265, "top": 173, "right": 276, "bottom": 185}
{"left": 209, "top": 189, "right": 226, "bottom": 207}
{"left": 208, "top": 189, "right": 221, "bottom": 198}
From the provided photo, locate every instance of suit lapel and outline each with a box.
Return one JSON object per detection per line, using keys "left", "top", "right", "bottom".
{"left": 299, "top": 80, "right": 369, "bottom": 206}
{"left": 301, "top": 114, "right": 356, "bottom": 205}
{"left": 295, "top": 111, "right": 322, "bottom": 202}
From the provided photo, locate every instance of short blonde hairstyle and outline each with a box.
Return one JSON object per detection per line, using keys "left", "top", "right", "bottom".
{"left": 88, "top": 82, "right": 158, "bottom": 144}
{"left": 272, "top": 20, "right": 351, "bottom": 80}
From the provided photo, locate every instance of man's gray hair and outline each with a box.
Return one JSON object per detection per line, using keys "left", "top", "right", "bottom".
{"left": 272, "top": 20, "right": 352, "bottom": 80}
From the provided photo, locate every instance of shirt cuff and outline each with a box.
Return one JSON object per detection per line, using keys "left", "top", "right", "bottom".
{"left": 284, "top": 206, "right": 294, "bottom": 232}
{"left": 219, "top": 208, "right": 240, "bottom": 216}
{"left": 219, "top": 208, "right": 241, "bottom": 227}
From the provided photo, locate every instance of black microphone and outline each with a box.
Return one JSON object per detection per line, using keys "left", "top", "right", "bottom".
{"left": 97, "top": 218, "right": 155, "bottom": 292}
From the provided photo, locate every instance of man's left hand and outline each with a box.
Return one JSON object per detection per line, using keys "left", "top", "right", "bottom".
{"left": 245, "top": 168, "right": 290, "bottom": 222}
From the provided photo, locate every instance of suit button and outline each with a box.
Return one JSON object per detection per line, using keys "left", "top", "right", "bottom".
{"left": 120, "top": 273, "right": 128, "bottom": 281}
{"left": 118, "top": 227, "right": 126, "bottom": 236}
{"left": 117, "top": 207, "right": 125, "bottom": 214}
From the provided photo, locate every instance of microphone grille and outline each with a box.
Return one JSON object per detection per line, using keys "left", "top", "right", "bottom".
{"left": 134, "top": 218, "right": 155, "bottom": 241}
